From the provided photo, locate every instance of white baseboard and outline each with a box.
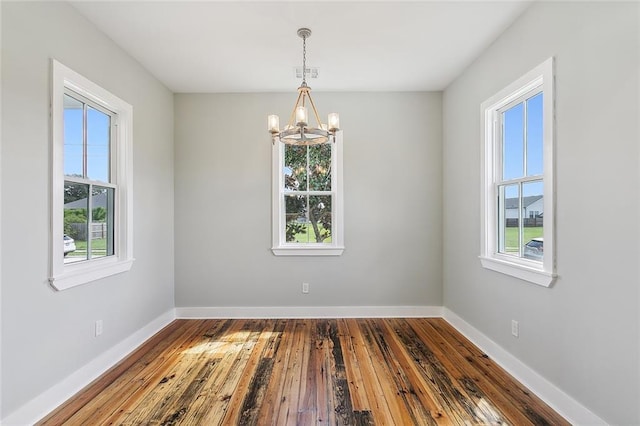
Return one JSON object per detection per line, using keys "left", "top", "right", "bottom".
{"left": 175, "top": 305, "right": 442, "bottom": 319}
{"left": 442, "top": 308, "right": 607, "bottom": 426}
{"left": 1, "top": 309, "right": 176, "bottom": 426}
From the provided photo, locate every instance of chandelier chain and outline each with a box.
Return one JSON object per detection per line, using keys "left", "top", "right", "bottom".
{"left": 302, "top": 34, "right": 307, "bottom": 85}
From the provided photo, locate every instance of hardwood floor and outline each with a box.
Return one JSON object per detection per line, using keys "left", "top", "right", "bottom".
{"left": 37, "top": 318, "right": 568, "bottom": 425}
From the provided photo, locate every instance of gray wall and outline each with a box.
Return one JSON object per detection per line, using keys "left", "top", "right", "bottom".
{"left": 1, "top": 2, "right": 175, "bottom": 416}
{"left": 442, "top": 2, "right": 639, "bottom": 424}
{"left": 174, "top": 92, "right": 442, "bottom": 308}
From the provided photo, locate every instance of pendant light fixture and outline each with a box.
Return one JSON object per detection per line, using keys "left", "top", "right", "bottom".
{"left": 268, "top": 28, "right": 340, "bottom": 145}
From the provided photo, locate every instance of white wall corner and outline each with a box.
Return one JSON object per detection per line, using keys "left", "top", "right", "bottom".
{"left": 442, "top": 308, "right": 607, "bottom": 426}
{"left": 175, "top": 305, "right": 443, "bottom": 319}
{"left": 1, "top": 309, "right": 176, "bottom": 426}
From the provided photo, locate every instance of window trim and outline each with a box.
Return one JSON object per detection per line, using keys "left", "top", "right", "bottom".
{"left": 50, "top": 59, "right": 134, "bottom": 290}
{"left": 271, "top": 132, "right": 344, "bottom": 256}
{"left": 480, "top": 57, "right": 556, "bottom": 287}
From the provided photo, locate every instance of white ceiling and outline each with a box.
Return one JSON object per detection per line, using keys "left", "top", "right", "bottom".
{"left": 70, "top": 1, "right": 533, "bottom": 93}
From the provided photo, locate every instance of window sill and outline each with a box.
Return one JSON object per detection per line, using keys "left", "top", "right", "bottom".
{"left": 272, "top": 246, "right": 345, "bottom": 256}
{"left": 49, "top": 257, "right": 134, "bottom": 291}
{"left": 479, "top": 255, "right": 555, "bottom": 287}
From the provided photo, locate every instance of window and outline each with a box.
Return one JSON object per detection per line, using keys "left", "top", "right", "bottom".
{"left": 480, "top": 58, "right": 555, "bottom": 286}
{"left": 50, "top": 60, "right": 133, "bottom": 290}
{"left": 63, "top": 92, "right": 116, "bottom": 264}
{"left": 272, "top": 133, "right": 344, "bottom": 256}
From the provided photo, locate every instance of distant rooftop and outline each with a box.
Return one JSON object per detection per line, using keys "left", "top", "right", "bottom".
{"left": 505, "top": 195, "right": 543, "bottom": 209}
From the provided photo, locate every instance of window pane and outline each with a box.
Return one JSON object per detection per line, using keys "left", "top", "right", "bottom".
{"left": 502, "top": 103, "right": 524, "bottom": 180}
{"left": 285, "top": 194, "right": 308, "bottom": 242}
{"left": 498, "top": 184, "right": 519, "bottom": 255}
{"left": 526, "top": 93, "right": 543, "bottom": 176}
{"left": 284, "top": 145, "right": 307, "bottom": 191}
{"left": 63, "top": 94, "right": 84, "bottom": 178}
{"left": 90, "top": 186, "right": 115, "bottom": 259}
{"left": 284, "top": 194, "right": 332, "bottom": 243}
{"left": 308, "top": 144, "right": 331, "bottom": 191}
{"left": 522, "top": 181, "right": 543, "bottom": 261}
{"left": 87, "top": 106, "right": 111, "bottom": 182}
{"left": 309, "top": 195, "right": 332, "bottom": 243}
{"left": 64, "top": 181, "right": 89, "bottom": 263}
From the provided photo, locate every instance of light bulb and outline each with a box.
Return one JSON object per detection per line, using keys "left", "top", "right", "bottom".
{"left": 296, "top": 106, "right": 308, "bottom": 126}
{"left": 268, "top": 115, "right": 280, "bottom": 133}
{"left": 328, "top": 113, "right": 340, "bottom": 131}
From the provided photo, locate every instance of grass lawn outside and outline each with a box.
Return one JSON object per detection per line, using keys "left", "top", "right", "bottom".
{"left": 67, "top": 238, "right": 108, "bottom": 258}
{"left": 290, "top": 224, "right": 332, "bottom": 243}
{"left": 504, "top": 226, "right": 543, "bottom": 253}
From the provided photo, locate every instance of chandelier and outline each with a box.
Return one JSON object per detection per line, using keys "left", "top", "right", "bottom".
{"left": 268, "top": 28, "right": 340, "bottom": 145}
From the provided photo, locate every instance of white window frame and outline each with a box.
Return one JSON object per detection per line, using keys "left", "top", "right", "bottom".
{"left": 480, "top": 57, "right": 556, "bottom": 287}
{"left": 271, "top": 132, "right": 344, "bottom": 256}
{"left": 50, "top": 59, "right": 134, "bottom": 290}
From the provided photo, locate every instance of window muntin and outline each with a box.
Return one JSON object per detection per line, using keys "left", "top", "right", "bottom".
{"left": 480, "top": 57, "right": 555, "bottom": 287}
{"left": 272, "top": 133, "right": 344, "bottom": 256}
{"left": 51, "top": 59, "right": 134, "bottom": 290}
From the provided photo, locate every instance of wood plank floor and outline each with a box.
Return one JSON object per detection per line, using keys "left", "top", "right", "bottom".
{"left": 37, "top": 318, "right": 568, "bottom": 425}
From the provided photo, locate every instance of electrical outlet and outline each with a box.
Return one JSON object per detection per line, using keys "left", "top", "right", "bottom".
{"left": 511, "top": 320, "right": 519, "bottom": 338}
{"left": 95, "top": 320, "right": 103, "bottom": 337}
{"left": 302, "top": 282, "right": 309, "bottom": 294}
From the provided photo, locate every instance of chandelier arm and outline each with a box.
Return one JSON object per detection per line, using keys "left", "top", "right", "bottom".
{"left": 306, "top": 92, "right": 324, "bottom": 128}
